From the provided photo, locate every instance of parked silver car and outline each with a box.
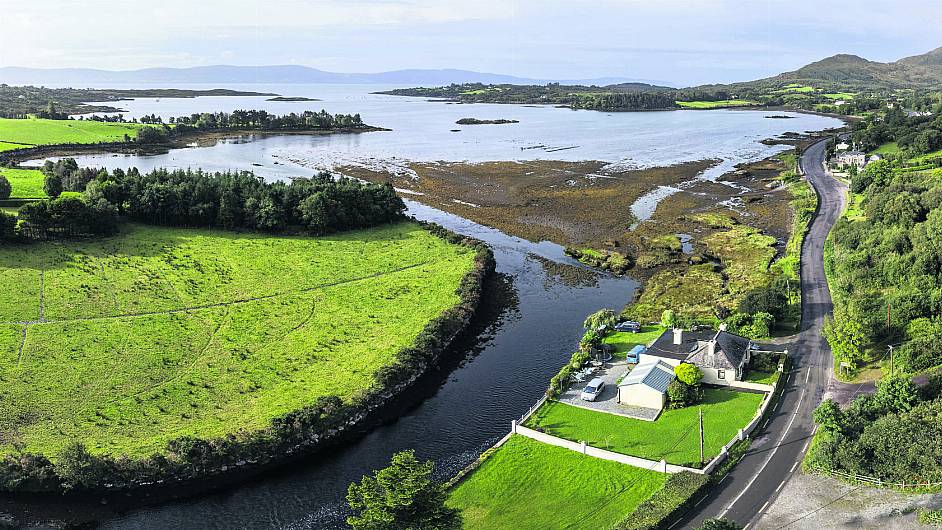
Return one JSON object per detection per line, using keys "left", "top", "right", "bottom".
{"left": 581, "top": 377, "right": 605, "bottom": 401}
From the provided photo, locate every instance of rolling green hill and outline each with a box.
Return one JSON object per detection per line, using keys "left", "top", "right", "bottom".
{"left": 752, "top": 47, "right": 942, "bottom": 90}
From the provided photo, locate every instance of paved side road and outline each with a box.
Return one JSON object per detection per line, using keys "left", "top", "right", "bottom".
{"left": 675, "top": 139, "right": 846, "bottom": 528}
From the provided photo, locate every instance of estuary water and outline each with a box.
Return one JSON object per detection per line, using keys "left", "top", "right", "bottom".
{"left": 10, "top": 85, "right": 843, "bottom": 528}
{"left": 60, "top": 83, "right": 842, "bottom": 182}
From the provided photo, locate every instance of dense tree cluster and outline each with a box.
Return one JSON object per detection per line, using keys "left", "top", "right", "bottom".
{"left": 17, "top": 196, "right": 118, "bottom": 239}
{"left": 41, "top": 158, "right": 107, "bottom": 193}
{"left": 852, "top": 108, "right": 942, "bottom": 155}
{"left": 166, "top": 109, "right": 363, "bottom": 130}
{"left": 95, "top": 167, "right": 406, "bottom": 233}
{"left": 808, "top": 375, "right": 942, "bottom": 484}
{"left": 828, "top": 155, "right": 942, "bottom": 371}
{"left": 575, "top": 92, "right": 678, "bottom": 111}
{"left": 346, "top": 450, "right": 461, "bottom": 530}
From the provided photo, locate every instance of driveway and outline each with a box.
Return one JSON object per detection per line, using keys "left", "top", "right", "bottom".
{"left": 556, "top": 361, "right": 661, "bottom": 421}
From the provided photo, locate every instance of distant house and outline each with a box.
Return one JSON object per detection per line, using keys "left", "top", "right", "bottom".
{"left": 643, "top": 328, "right": 753, "bottom": 385}
{"left": 833, "top": 150, "right": 867, "bottom": 169}
{"left": 835, "top": 141, "right": 850, "bottom": 151}
{"left": 617, "top": 357, "right": 676, "bottom": 409}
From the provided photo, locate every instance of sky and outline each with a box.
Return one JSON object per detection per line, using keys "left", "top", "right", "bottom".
{"left": 2, "top": 0, "right": 942, "bottom": 86}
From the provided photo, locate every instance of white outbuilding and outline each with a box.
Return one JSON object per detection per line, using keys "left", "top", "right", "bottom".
{"left": 617, "top": 357, "right": 676, "bottom": 410}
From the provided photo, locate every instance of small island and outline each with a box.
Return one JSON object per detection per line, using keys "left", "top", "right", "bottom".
{"left": 456, "top": 118, "right": 519, "bottom": 125}
{"left": 267, "top": 96, "right": 321, "bottom": 102}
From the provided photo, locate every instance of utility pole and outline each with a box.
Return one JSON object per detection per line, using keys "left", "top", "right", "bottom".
{"left": 889, "top": 345, "right": 894, "bottom": 378}
{"left": 699, "top": 408, "right": 704, "bottom": 467}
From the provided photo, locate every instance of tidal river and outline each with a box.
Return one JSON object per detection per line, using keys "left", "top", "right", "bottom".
{"left": 10, "top": 86, "right": 842, "bottom": 528}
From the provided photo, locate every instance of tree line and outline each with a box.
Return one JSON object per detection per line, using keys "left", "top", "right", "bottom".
{"left": 809, "top": 375, "right": 942, "bottom": 485}
{"left": 23, "top": 159, "right": 406, "bottom": 237}
{"left": 82, "top": 109, "right": 365, "bottom": 132}
{"left": 826, "top": 155, "right": 942, "bottom": 373}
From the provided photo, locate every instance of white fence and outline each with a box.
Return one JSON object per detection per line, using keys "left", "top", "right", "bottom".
{"left": 511, "top": 376, "right": 781, "bottom": 476}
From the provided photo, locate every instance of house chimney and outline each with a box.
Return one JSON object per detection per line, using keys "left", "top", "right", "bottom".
{"left": 719, "top": 322, "right": 728, "bottom": 332}
{"left": 707, "top": 339, "right": 716, "bottom": 358}
{"left": 673, "top": 328, "right": 683, "bottom": 345}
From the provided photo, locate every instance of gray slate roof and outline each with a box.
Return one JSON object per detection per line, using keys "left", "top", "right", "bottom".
{"left": 685, "top": 331, "right": 751, "bottom": 371}
{"left": 648, "top": 328, "right": 752, "bottom": 371}
{"left": 619, "top": 358, "right": 676, "bottom": 393}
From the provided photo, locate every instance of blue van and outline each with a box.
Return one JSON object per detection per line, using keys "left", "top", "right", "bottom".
{"left": 626, "top": 344, "right": 646, "bottom": 363}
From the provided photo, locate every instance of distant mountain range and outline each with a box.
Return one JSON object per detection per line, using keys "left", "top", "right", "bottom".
{"left": 0, "top": 65, "right": 672, "bottom": 88}
{"left": 745, "top": 46, "right": 942, "bottom": 89}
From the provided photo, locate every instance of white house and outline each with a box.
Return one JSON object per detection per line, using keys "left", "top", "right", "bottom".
{"left": 833, "top": 150, "right": 867, "bottom": 169}
{"left": 617, "top": 357, "right": 676, "bottom": 410}
{"left": 644, "top": 328, "right": 753, "bottom": 386}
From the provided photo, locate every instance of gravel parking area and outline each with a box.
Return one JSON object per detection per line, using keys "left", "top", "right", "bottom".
{"left": 756, "top": 472, "right": 942, "bottom": 529}
{"left": 557, "top": 361, "right": 661, "bottom": 421}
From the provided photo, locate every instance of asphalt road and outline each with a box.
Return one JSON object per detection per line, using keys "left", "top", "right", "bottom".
{"left": 676, "top": 139, "right": 846, "bottom": 529}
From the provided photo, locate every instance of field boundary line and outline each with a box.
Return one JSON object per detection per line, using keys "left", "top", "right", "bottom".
{"left": 4, "top": 261, "right": 433, "bottom": 326}
{"left": 15, "top": 325, "right": 27, "bottom": 367}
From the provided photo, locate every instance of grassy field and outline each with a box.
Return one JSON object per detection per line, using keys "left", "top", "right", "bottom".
{"left": 870, "top": 142, "right": 900, "bottom": 156}
{"left": 778, "top": 85, "right": 815, "bottom": 93}
{"left": 525, "top": 388, "right": 764, "bottom": 466}
{"left": 448, "top": 435, "right": 666, "bottom": 530}
{"left": 0, "top": 221, "right": 476, "bottom": 459}
{"left": 0, "top": 141, "right": 30, "bottom": 152}
{"left": 0, "top": 167, "right": 46, "bottom": 198}
{"left": 676, "top": 100, "right": 756, "bottom": 109}
{"left": 0, "top": 117, "right": 148, "bottom": 147}
{"left": 820, "top": 92, "right": 856, "bottom": 100}
{"left": 602, "top": 326, "right": 664, "bottom": 360}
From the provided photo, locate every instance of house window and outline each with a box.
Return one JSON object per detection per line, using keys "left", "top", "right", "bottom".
{"left": 717, "top": 369, "right": 725, "bottom": 380}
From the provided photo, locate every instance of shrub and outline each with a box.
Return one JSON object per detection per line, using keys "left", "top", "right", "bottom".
{"left": 613, "top": 471, "right": 710, "bottom": 529}
{"left": 675, "top": 363, "right": 703, "bottom": 387}
{"left": 346, "top": 450, "right": 460, "bottom": 530}
{"left": 0, "top": 211, "right": 15, "bottom": 242}
{"left": 0, "top": 176, "right": 10, "bottom": 200}
{"left": 919, "top": 509, "right": 942, "bottom": 526}
{"left": 43, "top": 175, "right": 63, "bottom": 199}
{"left": 738, "top": 286, "right": 787, "bottom": 319}
{"left": 584, "top": 308, "right": 617, "bottom": 331}
{"left": 697, "top": 518, "right": 742, "bottom": 530}
{"left": 667, "top": 380, "right": 693, "bottom": 409}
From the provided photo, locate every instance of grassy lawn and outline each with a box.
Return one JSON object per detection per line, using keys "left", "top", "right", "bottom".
{"left": 448, "top": 435, "right": 666, "bottom": 530}
{"left": 909, "top": 148, "right": 942, "bottom": 163}
{"left": 0, "top": 117, "right": 148, "bottom": 146}
{"left": 0, "top": 221, "right": 476, "bottom": 459}
{"left": 870, "top": 142, "right": 900, "bottom": 156}
{"left": 778, "top": 85, "right": 815, "bottom": 93}
{"left": 844, "top": 191, "right": 866, "bottom": 221}
{"left": 820, "top": 92, "right": 855, "bottom": 100}
{"left": 677, "top": 100, "right": 756, "bottom": 109}
{"left": 525, "top": 388, "right": 765, "bottom": 467}
{"left": 0, "top": 141, "right": 31, "bottom": 152}
{"left": 744, "top": 370, "right": 779, "bottom": 385}
{"left": 0, "top": 167, "right": 46, "bottom": 198}
{"left": 602, "top": 326, "right": 664, "bottom": 360}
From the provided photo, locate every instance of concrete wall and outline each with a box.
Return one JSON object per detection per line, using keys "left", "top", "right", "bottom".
{"left": 700, "top": 367, "right": 737, "bottom": 386}
{"left": 618, "top": 384, "right": 665, "bottom": 409}
{"left": 514, "top": 424, "right": 689, "bottom": 474}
